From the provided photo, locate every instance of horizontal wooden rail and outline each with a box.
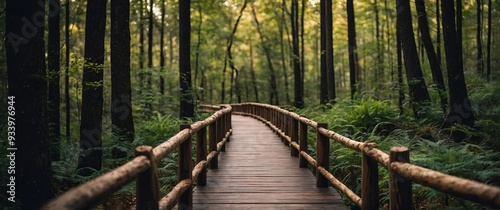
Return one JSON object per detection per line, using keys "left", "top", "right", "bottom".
{"left": 230, "top": 102, "right": 500, "bottom": 209}
{"left": 43, "top": 105, "right": 233, "bottom": 210}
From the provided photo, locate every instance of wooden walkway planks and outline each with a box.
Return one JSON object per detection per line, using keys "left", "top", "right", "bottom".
{"left": 191, "top": 115, "right": 347, "bottom": 209}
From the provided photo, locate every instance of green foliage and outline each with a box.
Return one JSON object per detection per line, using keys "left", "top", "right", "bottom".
{"left": 298, "top": 96, "right": 500, "bottom": 209}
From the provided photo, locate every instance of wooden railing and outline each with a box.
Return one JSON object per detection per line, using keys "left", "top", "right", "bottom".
{"left": 42, "top": 105, "right": 232, "bottom": 210}
{"left": 231, "top": 102, "right": 500, "bottom": 209}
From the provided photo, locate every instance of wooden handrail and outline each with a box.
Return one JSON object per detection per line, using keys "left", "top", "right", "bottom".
{"left": 42, "top": 105, "right": 232, "bottom": 210}
{"left": 230, "top": 102, "right": 500, "bottom": 209}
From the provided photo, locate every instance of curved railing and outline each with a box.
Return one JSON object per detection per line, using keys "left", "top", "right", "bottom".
{"left": 231, "top": 102, "right": 500, "bottom": 209}
{"left": 42, "top": 105, "right": 232, "bottom": 210}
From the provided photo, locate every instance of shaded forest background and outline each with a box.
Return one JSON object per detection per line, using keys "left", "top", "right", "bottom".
{"left": 1, "top": 0, "right": 500, "bottom": 209}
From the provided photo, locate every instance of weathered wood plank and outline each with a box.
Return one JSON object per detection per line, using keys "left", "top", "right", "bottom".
{"left": 191, "top": 115, "right": 348, "bottom": 209}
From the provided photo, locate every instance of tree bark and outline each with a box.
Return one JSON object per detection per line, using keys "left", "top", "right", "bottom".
{"left": 415, "top": 0, "right": 448, "bottom": 116}
{"left": 279, "top": 0, "right": 291, "bottom": 104}
{"left": 139, "top": 0, "right": 145, "bottom": 93}
{"left": 194, "top": 5, "right": 202, "bottom": 101}
{"left": 6, "top": 0, "right": 55, "bottom": 207}
{"left": 221, "top": 0, "right": 247, "bottom": 103}
{"left": 78, "top": 0, "right": 107, "bottom": 175}
{"left": 249, "top": 37, "right": 259, "bottom": 102}
{"left": 111, "top": 0, "right": 135, "bottom": 158}
{"left": 347, "top": 0, "right": 360, "bottom": 99}
{"left": 145, "top": 0, "right": 153, "bottom": 118}
{"left": 320, "top": 0, "right": 335, "bottom": 104}
{"left": 396, "top": 0, "right": 431, "bottom": 118}
{"left": 292, "top": 0, "right": 304, "bottom": 108}
{"left": 252, "top": 4, "right": 279, "bottom": 105}
{"left": 486, "top": 0, "right": 491, "bottom": 81}
{"left": 65, "top": 0, "right": 71, "bottom": 142}
{"left": 397, "top": 17, "right": 405, "bottom": 115}
{"left": 456, "top": 0, "right": 463, "bottom": 64}
{"left": 442, "top": 0, "right": 476, "bottom": 138}
{"left": 48, "top": 0, "right": 61, "bottom": 161}
{"left": 476, "top": 0, "right": 483, "bottom": 76}
{"left": 179, "top": 0, "right": 194, "bottom": 119}
{"left": 160, "top": 0, "right": 166, "bottom": 96}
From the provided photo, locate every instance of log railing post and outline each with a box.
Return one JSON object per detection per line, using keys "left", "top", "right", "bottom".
{"left": 389, "top": 146, "right": 412, "bottom": 210}
{"left": 135, "top": 146, "right": 160, "bottom": 210}
{"left": 299, "top": 117, "right": 308, "bottom": 168}
{"left": 218, "top": 114, "right": 225, "bottom": 152}
{"left": 178, "top": 124, "right": 192, "bottom": 209}
{"left": 361, "top": 143, "right": 379, "bottom": 210}
{"left": 281, "top": 110, "right": 286, "bottom": 144}
{"left": 225, "top": 112, "right": 230, "bottom": 142}
{"left": 196, "top": 126, "right": 207, "bottom": 186}
{"left": 316, "top": 123, "right": 329, "bottom": 187}
{"left": 209, "top": 119, "right": 218, "bottom": 169}
{"left": 290, "top": 117, "right": 299, "bottom": 157}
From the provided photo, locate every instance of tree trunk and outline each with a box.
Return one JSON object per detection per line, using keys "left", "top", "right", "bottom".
{"left": 320, "top": 0, "right": 335, "bottom": 104}
{"left": 442, "top": 0, "right": 476, "bottom": 139}
{"left": 65, "top": 0, "right": 71, "bottom": 142}
{"left": 486, "top": 0, "right": 491, "bottom": 81}
{"left": 6, "top": 0, "right": 55, "bottom": 207}
{"left": 436, "top": 0, "right": 442, "bottom": 67}
{"left": 292, "top": 0, "right": 304, "bottom": 108}
{"left": 347, "top": 0, "right": 360, "bottom": 99}
{"left": 179, "top": 0, "right": 194, "bottom": 119}
{"left": 397, "top": 17, "right": 405, "bottom": 115}
{"left": 48, "top": 0, "right": 61, "bottom": 161}
{"left": 194, "top": 5, "right": 202, "bottom": 101}
{"left": 396, "top": 0, "right": 431, "bottom": 118}
{"left": 78, "top": 0, "right": 107, "bottom": 175}
{"left": 139, "top": 0, "right": 145, "bottom": 93}
{"left": 160, "top": 0, "right": 166, "bottom": 96}
{"left": 111, "top": 0, "right": 134, "bottom": 158}
{"left": 221, "top": 0, "right": 247, "bottom": 104}
{"left": 476, "top": 0, "right": 483, "bottom": 76}
{"left": 279, "top": 0, "right": 290, "bottom": 104}
{"left": 252, "top": 4, "right": 279, "bottom": 105}
{"left": 249, "top": 37, "right": 259, "bottom": 102}
{"left": 415, "top": 0, "right": 448, "bottom": 116}
{"left": 145, "top": 0, "right": 153, "bottom": 118}
{"left": 375, "top": 0, "right": 382, "bottom": 92}
{"left": 456, "top": 0, "right": 463, "bottom": 64}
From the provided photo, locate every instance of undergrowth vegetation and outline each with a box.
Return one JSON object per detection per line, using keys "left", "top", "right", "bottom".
{"left": 297, "top": 79, "right": 500, "bottom": 209}
{"left": 12, "top": 79, "right": 498, "bottom": 209}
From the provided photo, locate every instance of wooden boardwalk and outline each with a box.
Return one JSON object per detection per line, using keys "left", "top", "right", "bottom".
{"left": 192, "top": 115, "right": 347, "bottom": 209}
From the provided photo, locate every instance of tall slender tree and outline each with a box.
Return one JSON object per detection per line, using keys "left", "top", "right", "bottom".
{"left": 145, "top": 0, "right": 154, "bottom": 118}
{"left": 320, "top": 0, "right": 335, "bottom": 104}
{"left": 279, "top": 0, "right": 291, "bottom": 104}
{"left": 456, "top": 0, "right": 463, "bottom": 64}
{"left": 442, "top": 0, "right": 476, "bottom": 138}
{"left": 486, "top": 0, "right": 491, "bottom": 80}
{"left": 415, "top": 0, "right": 448, "bottom": 115}
{"left": 160, "top": 0, "right": 166, "bottom": 95}
{"left": 179, "top": 0, "right": 194, "bottom": 118}
{"left": 6, "top": 0, "right": 55, "bottom": 207}
{"left": 396, "top": 0, "right": 431, "bottom": 118}
{"left": 476, "top": 0, "right": 484, "bottom": 76}
{"left": 347, "top": 0, "right": 360, "bottom": 99}
{"left": 78, "top": 0, "right": 107, "bottom": 174}
{"left": 221, "top": 0, "right": 247, "bottom": 104}
{"left": 251, "top": 4, "right": 280, "bottom": 105}
{"left": 292, "top": 0, "right": 304, "bottom": 108}
{"left": 65, "top": 0, "right": 71, "bottom": 142}
{"left": 48, "top": 0, "right": 61, "bottom": 161}
{"left": 111, "top": 0, "right": 134, "bottom": 158}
